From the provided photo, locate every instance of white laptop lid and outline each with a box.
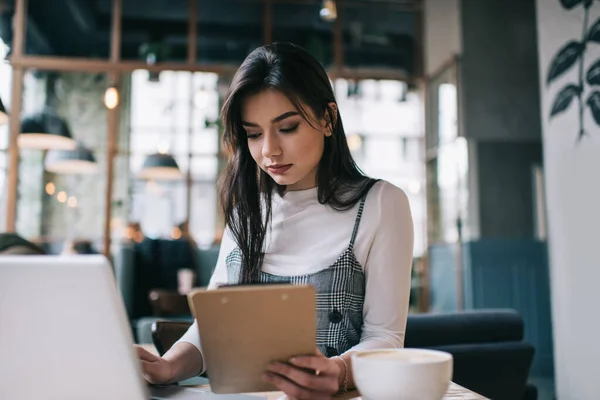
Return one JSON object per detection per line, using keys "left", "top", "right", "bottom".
{"left": 0, "top": 255, "right": 148, "bottom": 400}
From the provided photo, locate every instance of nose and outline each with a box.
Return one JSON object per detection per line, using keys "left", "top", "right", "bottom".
{"left": 261, "top": 131, "right": 282, "bottom": 158}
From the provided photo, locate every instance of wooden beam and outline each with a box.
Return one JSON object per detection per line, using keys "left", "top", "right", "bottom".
{"left": 185, "top": 74, "right": 194, "bottom": 227}
{"left": 11, "top": 0, "right": 27, "bottom": 56}
{"left": 9, "top": 55, "right": 241, "bottom": 75}
{"left": 333, "top": 3, "right": 344, "bottom": 75}
{"left": 10, "top": 54, "right": 415, "bottom": 82}
{"left": 6, "top": 69, "right": 24, "bottom": 232}
{"left": 184, "top": 1, "right": 197, "bottom": 227}
{"left": 187, "top": 0, "right": 197, "bottom": 64}
{"left": 241, "top": 0, "right": 418, "bottom": 11}
{"left": 110, "top": 0, "right": 121, "bottom": 62}
{"left": 413, "top": 0, "right": 424, "bottom": 78}
{"left": 5, "top": 0, "right": 27, "bottom": 232}
{"left": 103, "top": 0, "right": 122, "bottom": 259}
{"left": 263, "top": 0, "right": 273, "bottom": 45}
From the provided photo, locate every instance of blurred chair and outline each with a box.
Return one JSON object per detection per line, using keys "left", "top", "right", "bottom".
{"left": 151, "top": 320, "right": 193, "bottom": 356}
{"left": 148, "top": 289, "right": 191, "bottom": 317}
{"left": 112, "top": 236, "right": 219, "bottom": 343}
{"left": 405, "top": 309, "right": 537, "bottom": 400}
{"left": 61, "top": 239, "right": 99, "bottom": 255}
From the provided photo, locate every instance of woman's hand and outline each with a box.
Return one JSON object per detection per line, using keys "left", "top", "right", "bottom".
{"left": 135, "top": 345, "right": 174, "bottom": 385}
{"left": 263, "top": 349, "right": 343, "bottom": 400}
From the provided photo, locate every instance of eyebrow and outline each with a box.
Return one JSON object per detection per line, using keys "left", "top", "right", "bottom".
{"left": 241, "top": 111, "right": 300, "bottom": 127}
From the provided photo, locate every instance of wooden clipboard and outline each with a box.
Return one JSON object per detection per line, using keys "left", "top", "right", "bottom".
{"left": 187, "top": 284, "right": 316, "bottom": 394}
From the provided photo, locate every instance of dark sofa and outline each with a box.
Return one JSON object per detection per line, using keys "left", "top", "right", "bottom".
{"left": 405, "top": 309, "right": 536, "bottom": 400}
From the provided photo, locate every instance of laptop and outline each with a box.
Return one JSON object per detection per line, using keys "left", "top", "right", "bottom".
{"left": 0, "top": 255, "right": 258, "bottom": 400}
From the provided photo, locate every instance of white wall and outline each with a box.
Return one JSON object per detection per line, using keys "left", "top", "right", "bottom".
{"left": 536, "top": 1, "right": 600, "bottom": 398}
{"left": 423, "top": 0, "right": 461, "bottom": 76}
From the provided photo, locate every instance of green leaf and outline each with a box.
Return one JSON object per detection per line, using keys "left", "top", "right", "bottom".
{"left": 586, "top": 91, "right": 600, "bottom": 125}
{"left": 546, "top": 41, "right": 583, "bottom": 86}
{"left": 560, "top": 0, "right": 583, "bottom": 9}
{"left": 587, "top": 18, "right": 600, "bottom": 43}
{"left": 550, "top": 84, "right": 580, "bottom": 117}
{"left": 586, "top": 60, "right": 600, "bottom": 85}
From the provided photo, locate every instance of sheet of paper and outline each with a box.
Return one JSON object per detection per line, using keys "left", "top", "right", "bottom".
{"left": 149, "top": 385, "right": 264, "bottom": 400}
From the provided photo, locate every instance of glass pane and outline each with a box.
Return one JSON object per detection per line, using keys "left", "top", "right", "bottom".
{"left": 192, "top": 126, "right": 219, "bottom": 155}
{"left": 0, "top": 39, "right": 10, "bottom": 150}
{"left": 190, "top": 156, "right": 218, "bottom": 181}
{"left": 0, "top": 150, "right": 6, "bottom": 230}
{"left": 129, "top": 70, "right": 220, "bottom": 158}
{"left": 438, "top": 83, "right": 458, "bottom": 145}
{"left": 129, "top": 179, "right": 187, "bottom": 239}
{"left": 120, "top": 0, "right": 187, "bottom": 62}
{"left": 190, "top": 181, "right": 218, "bottom": 248}
{"left": 426, "top": 138, "right": 470, "bottom": 244}
{"left": 197, "top": 0, "right": 262, "bottom": 64}
{"left": 273, "top": 2, "right": 334, "bottom": 67}
{"left": 24, "top": 1, "right": 110, "bottom": 58}
{"left": 335, "top": 77, "right": 425, "bottom": 256}
{"left": 15, "top": 71, "right": 108, "bottom": 254}
{"left": 342, "top": 3, "right": 415, "bottom": 71}
{"left": 130, "top": 70, "right": 193, "bottom": 151}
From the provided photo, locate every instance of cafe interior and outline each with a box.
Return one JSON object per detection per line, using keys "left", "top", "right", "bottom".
{"left": 1, "top": 0, "right": 598, "bottom": 399}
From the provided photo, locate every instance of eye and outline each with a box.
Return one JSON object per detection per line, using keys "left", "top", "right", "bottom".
{"left": 280, "top": 123, "right": 299, "bottom": 133}
{"left": 247, "top": 132, "right": 262, "bottom": 140}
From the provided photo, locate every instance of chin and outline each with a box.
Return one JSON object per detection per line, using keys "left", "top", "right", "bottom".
{"left": 269, "top": 175, "right": 297, "bottom": 186}
{"left": 263, "top": 170, "right": 293, "bottom": 186}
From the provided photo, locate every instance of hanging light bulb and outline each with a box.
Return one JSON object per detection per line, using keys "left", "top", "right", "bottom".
{"left": 104, "top": 86, "right": 119, "bottom": 110}
{"left": 320, "top": 0, "right": 337, "bottom": 22}
{"left": 57, "top": 191, "right": 68, "bottom": 203}
{"left": 45, "top": 182, "right": 56, "bottom": 195}
{"left": 157, "top": 140, "right": 170, "bottom": 155}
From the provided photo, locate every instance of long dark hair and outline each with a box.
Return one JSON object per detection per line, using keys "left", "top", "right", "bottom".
{"left": 219, "top": 42, "right": 377, "bottom": 284}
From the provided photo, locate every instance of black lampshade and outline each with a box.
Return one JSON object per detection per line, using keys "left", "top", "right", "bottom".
{"left": 0, "top": 96, "right": 7, "bottom": 126}
{"left": 45, "top": 143, "right": 97, "bottom": 175}
{"left": 138, "top": 153, "right": 182, "bottom": 180}
{"left": 19, "top": 110, "right": 77, "bottom": 150}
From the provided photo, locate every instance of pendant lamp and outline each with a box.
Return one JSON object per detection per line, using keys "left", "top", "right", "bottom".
{"left": 138, "top": 153, "right": 182, "bottom": 181}
{"left": 45, "top": 142, "right": 97, "bottom": 175}
{"left": 19, "top": 108, "right": 77, "bottom": 150}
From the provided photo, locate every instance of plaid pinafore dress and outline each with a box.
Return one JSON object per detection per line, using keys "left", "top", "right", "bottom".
{"left": 225, "top": 193, "right": 369, "bottom": 357}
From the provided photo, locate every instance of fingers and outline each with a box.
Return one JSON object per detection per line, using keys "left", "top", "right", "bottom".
{"left": 289, "top": 355, "right": 338, "bottom": 376}
{"left": 266, "top": 361, "right": 338, "bottom": 394}
{"left": 135, "top": 345, "right": 160, "bottom": 362}
{"left": 140, "top": 360, "right": 170, "bottom": 385}
{"left": 140, "top": 360, "right": 160, "bottom": 382}
{"left": 263, "top": 371, "right": 332, "bottom": 400}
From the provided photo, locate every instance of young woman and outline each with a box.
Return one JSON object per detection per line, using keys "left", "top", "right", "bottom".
{"left": 137, "top": 42, "right": 414, "bottom": 399}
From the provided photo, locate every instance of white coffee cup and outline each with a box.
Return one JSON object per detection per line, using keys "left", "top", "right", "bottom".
{"left": 352, "top": 348, "right": 453, "bottom": 400}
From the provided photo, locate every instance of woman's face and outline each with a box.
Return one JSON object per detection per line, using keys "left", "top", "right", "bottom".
{"left": 241, "top": 89, "right": 332, "bottom": 191}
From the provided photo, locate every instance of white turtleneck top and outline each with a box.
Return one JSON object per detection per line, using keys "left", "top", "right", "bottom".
{"left": 176, "top": 180, "right": 414, "bottom": 368}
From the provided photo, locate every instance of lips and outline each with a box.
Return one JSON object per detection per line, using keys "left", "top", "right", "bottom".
{"left": 267, "top": 164, "right": 292, "bottom": 174}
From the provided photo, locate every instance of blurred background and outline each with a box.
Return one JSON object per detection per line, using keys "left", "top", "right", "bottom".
{"left": 1, "top": 0, "right": 599, "bottom": 399}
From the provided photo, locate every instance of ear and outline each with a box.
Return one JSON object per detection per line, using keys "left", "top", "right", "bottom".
{"left": 323, "top": 102, "right": 338, "bottom": 137}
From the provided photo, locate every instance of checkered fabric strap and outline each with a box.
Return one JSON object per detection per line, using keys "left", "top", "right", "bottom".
{"left": 349, "top": 194, "right": 368, "bottom": 249}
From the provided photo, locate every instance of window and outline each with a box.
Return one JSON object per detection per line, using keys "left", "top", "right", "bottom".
{"left": 335, "top": 78, "right": 426, "bottom": 256}
{"left": 0, "top": 39, "right": 11, "bottom": 230}
{"left": 128, "top": 70, "right": 221, "bottom": 247}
